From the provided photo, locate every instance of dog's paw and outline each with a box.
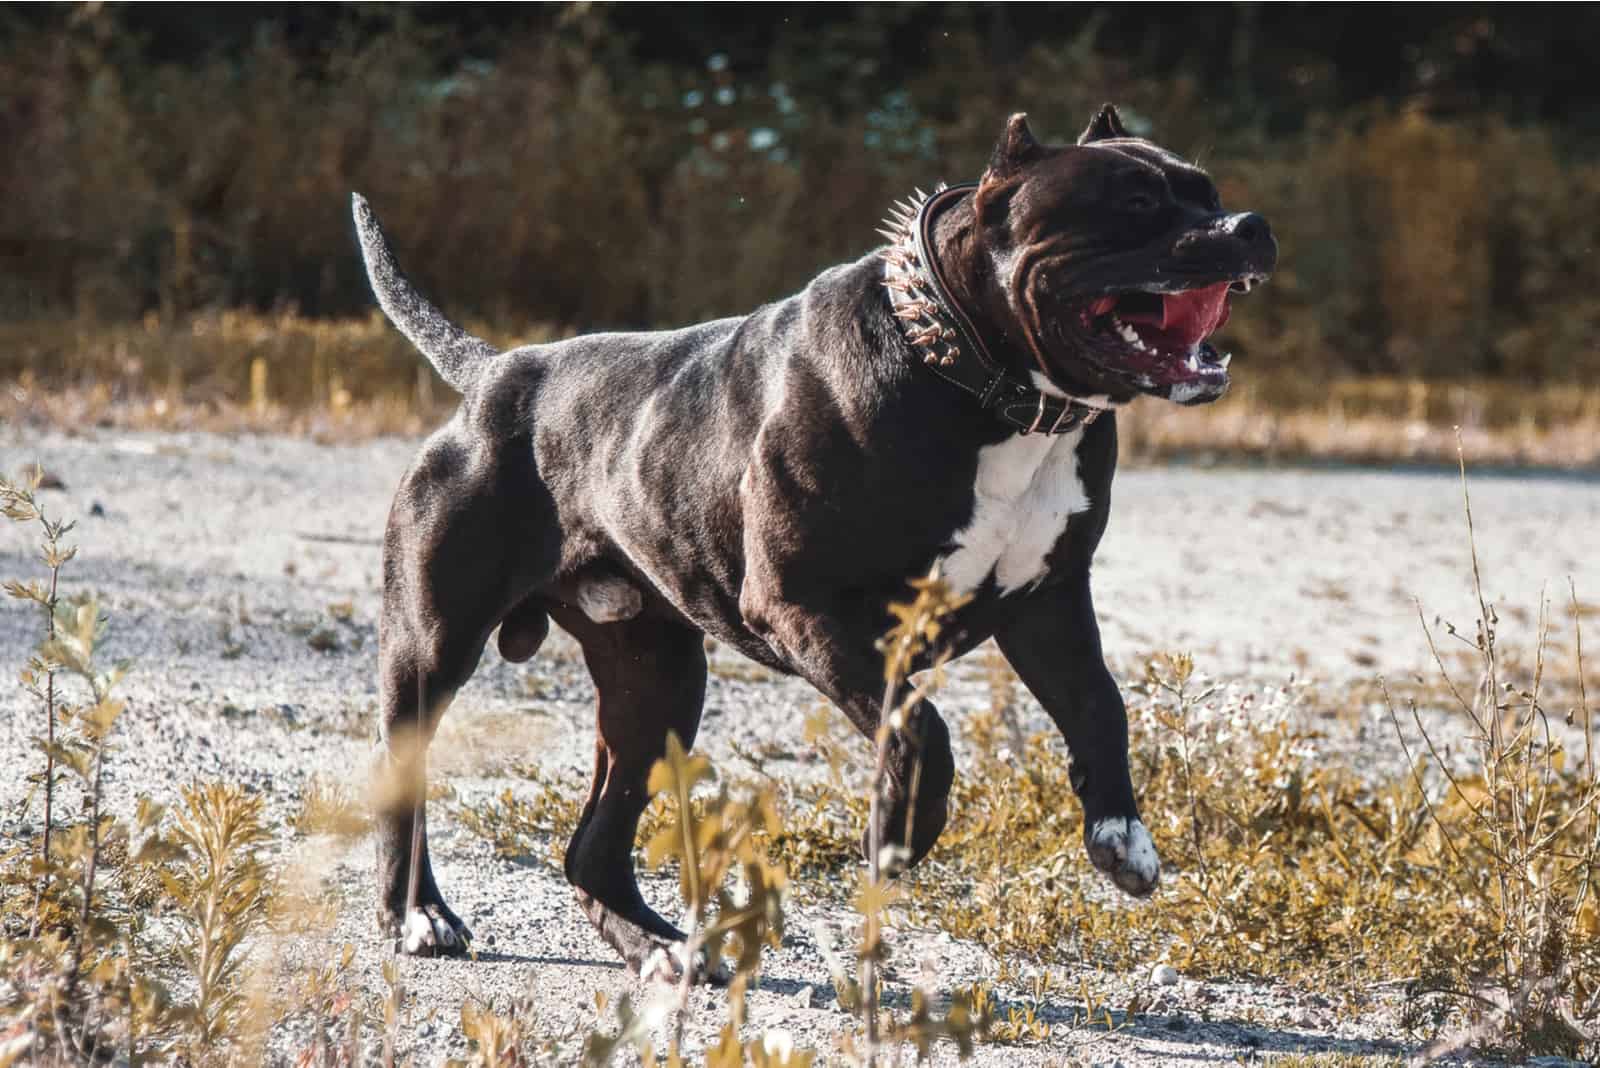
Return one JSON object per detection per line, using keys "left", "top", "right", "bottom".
{"left": 636, "top": 940, "right": 726, "bottom": 987}
{"left": 1086, "top": 816, "right": 1161, "bottom": 897}
{"left": 397, "top": 904, "right": 473, "bottom": 957}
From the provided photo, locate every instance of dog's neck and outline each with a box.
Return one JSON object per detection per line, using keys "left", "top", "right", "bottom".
{"left": 927, "top": 196, "right": 987, "bottom": 325}
{"left": 931, "top": 191, "right": 1123, "bottom": 406}
{"left": 880, "top": 186, "right": 1109, "bottom": 436}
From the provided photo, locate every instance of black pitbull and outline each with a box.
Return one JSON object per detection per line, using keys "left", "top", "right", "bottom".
{"left": 352, "top": 106, "right": 1276, "bottom": 977}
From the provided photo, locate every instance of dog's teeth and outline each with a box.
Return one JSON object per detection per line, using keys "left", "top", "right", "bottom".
{"left": 1219, "top": 352, "right": 1232, "bottom": 369}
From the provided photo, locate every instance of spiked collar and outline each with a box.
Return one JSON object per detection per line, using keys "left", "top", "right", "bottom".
{"left": 880, "top": 184, "right": 1106, "bottom": 436}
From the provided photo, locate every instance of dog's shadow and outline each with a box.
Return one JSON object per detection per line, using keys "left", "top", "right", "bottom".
{"left": 467, "top": 949, "right": 625, "bottom": 971}
{"left": 1045, "top": 1002, "right": 1408, "bottom": 1061}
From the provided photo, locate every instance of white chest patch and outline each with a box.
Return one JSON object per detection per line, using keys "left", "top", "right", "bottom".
{"left": 939, "top": 426, "right": 1090, "bottom": 595}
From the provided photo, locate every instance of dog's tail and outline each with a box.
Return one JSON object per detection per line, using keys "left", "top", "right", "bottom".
{"left": 351, "top": 193, "right": 497, "bottom": 392}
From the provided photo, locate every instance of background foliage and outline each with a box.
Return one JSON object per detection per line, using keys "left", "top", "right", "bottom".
{"left": 2, "top": 3, "right": 1598, "bottom": 383}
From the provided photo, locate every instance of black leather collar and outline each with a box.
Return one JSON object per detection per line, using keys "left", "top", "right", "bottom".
{"left": 880, "top": 183, "right": 1106, "bottom": 436}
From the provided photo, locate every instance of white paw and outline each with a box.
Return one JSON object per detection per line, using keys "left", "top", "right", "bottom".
{"left": 638, "top": 940, "right": 709, "bottom": 985}
{"left": 401, "top": 908, "right": 463, "bottom": 955}
{"left": 576, "top": 576, "right": 643, "bottom": 623}
{"left": 639, "top": 944, "right": 677, "bottom": 984}
{"left": 1088, "top": 817, "right": 1161, "bottom": 897}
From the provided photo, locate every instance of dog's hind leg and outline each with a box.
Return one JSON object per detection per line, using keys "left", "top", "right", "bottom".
{"left": 375, "top": 431, "right": 559, "bottom": 956}
{"left": 548, "top": 605, "right": 709, "bottom": 981}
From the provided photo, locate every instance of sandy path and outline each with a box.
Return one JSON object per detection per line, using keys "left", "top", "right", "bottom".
{"left": 2, "top": 426, "right": 1595, "bottom": 1065}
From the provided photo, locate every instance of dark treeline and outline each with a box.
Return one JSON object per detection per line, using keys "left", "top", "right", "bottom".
{"left": 2, "top": 4, "right": 1597, "bottom": 381}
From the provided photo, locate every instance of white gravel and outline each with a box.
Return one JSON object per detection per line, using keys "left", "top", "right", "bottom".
{"left": 2, "top": 425, "right": 1595, "bottom": 1065}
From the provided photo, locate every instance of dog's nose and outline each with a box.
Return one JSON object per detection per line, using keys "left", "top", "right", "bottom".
{"left": 1224, "top": 212, "right": 1276, "bottom": 269}
{"left": 1225, "top": 212, "right": 1268, "bottom": 243}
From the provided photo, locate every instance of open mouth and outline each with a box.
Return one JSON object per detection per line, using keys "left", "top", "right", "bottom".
{"left": 1078, "top": 278, "right": 1258, "bottom": 391}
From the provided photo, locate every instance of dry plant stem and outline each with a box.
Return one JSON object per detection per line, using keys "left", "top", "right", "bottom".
{"left": 28, "top": 551, "right": 60, "bottom": 940}
{"left": 41, "top": 563, "right": 58, "bottom": 867}
{"left": 860, "top": 670, "right": 900, "bottom": 1064}
{"left": 1453, "top": 440, "right": 1520, "bottom": 995}
{"left": 62, "top": 718, "right": 109, "bottom": 1020}
{"left": 407, "top": 676, "right": 427, "bottom": 921}
{"left": 1170, "top": 673, "right": 1215, "bottom": 894}
{"left": 671, "top": 744, "right": 703, "bottom": 1054}
{"left": 1579, "top": 579, "right": 1595, "bottom": 790}
{"left": 1383, "top": 681, "right": 1467, "bottom": 868}
{"left": 389, "top": 672, "right": 430, "bottom": 1068}
{"left": 1573, "top": 581, "right": 1600, "bottom": 931}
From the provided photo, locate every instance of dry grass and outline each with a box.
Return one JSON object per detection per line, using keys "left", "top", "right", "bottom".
{"left": 452, "top": 573, "right": 1599, "bottom": 1060}
{"left": 292, "top": 777, "right": 372, "bottom": 840}
{"left": 7, "top": 311, "right": 1600, "bottom": 468}
{"left": 4, "top": 454, "right": 1596, "bottom": 1064}
{"left": 4, "top": 8, "right": 1598, "bottom": 390}
{"left": 1120, "top": 375, "right": 1600, "bottom": 469}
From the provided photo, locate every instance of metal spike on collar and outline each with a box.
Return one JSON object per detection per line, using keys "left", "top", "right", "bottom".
{"left": 879, "top": 183, "right": 956, "bottom": 370}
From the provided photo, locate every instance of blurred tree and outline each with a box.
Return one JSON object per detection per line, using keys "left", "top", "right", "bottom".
{"left": 0, "top": 3, "right": 1596, "bottom": 381}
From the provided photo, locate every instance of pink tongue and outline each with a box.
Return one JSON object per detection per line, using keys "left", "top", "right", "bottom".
{"left": 1159, "top": 282, "right": 1232, "bottom": 346}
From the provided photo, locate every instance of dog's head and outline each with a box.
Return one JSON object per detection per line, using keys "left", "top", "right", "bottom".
{"left": 957, "top": 106, "right": 1276, "bottom": 406}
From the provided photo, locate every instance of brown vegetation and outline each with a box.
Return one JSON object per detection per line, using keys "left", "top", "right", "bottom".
{"left": 2, "top": 456, "right": 1598, "bottom": 1062}
{"left": 2, "top": 9, "right": 1598, "bottom": 392}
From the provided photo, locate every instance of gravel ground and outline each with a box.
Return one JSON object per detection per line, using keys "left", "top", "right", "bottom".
{"left": 2, "top": 425, "right": 1596, "bottom": 1065}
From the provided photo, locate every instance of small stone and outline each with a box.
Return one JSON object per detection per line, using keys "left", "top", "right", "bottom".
{"left": 1150, "top": 963, "right": 1180, "bottom": 987}
{"left": 306, "top": 625, "right": 343, "bottom": 653}
{"left": 89, "top": 501, "right": 106, "bottom": 517}
{"left": 484, "top": 932, "right": 497, "bottom": 947}
{"left": 1165, "top": 1014, "right": 1189, "bottom": 1032}
{"left": 790, "top": 985, "right": 816, "bottom": 1009}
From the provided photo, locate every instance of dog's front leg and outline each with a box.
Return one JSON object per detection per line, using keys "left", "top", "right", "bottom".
{"left": 995, "top": 572, "right": 1159, "bottom": 897}
{"left": 739, "top": 583, "right": 955, "bottom": 870}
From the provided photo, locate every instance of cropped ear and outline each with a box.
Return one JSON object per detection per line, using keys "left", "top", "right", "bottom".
{"left": 984, "top": 113, "right": 1044, "bottom": 179}
{"left": 1077, "top": 103, "right": 1130, "bottom": 144}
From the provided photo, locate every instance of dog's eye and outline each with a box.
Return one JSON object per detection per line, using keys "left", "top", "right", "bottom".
{"left": 1124, "top": 192, "right": 1161, "bottom": 214}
